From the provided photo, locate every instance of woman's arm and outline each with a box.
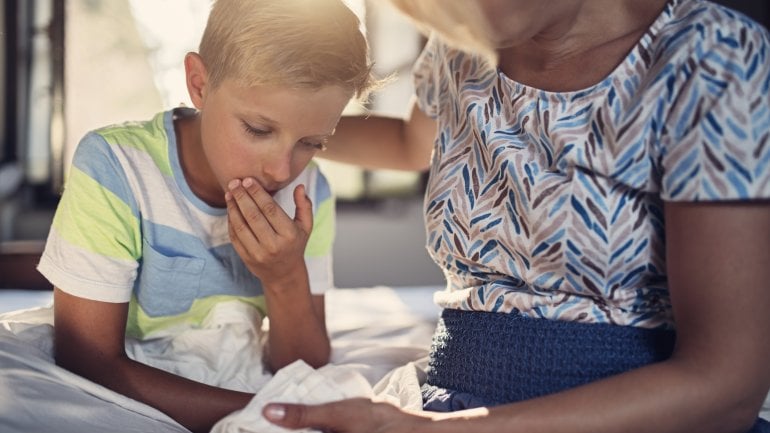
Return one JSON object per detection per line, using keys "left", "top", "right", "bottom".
{"left": 53, "top": 288, "right": 253, "bottom": 433}
{"left": 321, "top": 98, "right": 437, "bottom": 171}
{"left": 265, "top": 200, "right": 770, "bottom": 433}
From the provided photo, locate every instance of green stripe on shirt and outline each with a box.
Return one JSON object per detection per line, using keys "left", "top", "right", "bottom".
{"left": 305, "top": 197, "right": 334, "bottom": 257}
{"left": 98, "top": 112, "right": 173, "bottom": 176}
{"left": 126, "top": 294, "right": 268, "bottom": 338}
{"left": 53, "top": 166, "right": 141, "bottom": 260}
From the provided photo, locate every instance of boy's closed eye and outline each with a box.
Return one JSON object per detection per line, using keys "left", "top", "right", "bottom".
{"left": 241, "top": 120, "right": 271, "bottom": 137}
{"left": 301, "top": 138, "right": 328, "bottom": 151}
{"left": 241, "top": 120, "right": 327, "bottom": 151}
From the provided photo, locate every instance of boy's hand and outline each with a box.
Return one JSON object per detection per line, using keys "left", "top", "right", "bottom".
{"left": 225, "top": 178, "right": 313, "bottom": 287}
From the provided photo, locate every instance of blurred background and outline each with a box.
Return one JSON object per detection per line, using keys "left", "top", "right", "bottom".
{"left": 0, "top": 0, "right": 768, "bottom": 289}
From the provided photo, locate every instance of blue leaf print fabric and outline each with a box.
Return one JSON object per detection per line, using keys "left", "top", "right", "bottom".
{"left": 415, "top": 0, "right": 770, "bottom": 329}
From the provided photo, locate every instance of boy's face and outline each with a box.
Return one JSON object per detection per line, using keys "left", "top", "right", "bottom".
{"left": 196, "top": 78, "right": 351, "bottom": 196}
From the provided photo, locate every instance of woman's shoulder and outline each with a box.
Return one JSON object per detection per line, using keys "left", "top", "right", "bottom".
{"left": 653, "top": 0, "right": 769, "bottom": 65}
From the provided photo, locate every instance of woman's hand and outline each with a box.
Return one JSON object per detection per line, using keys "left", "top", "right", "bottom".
{"left": 262, "top": 398, "right": 434, "bottom": 433}
{"left": 225, "top": 177, "right": 313, "bottom": 287}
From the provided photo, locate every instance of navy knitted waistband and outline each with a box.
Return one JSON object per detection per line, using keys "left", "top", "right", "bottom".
{"left": 425, "top": 308, "right": 676, "bottom": 406}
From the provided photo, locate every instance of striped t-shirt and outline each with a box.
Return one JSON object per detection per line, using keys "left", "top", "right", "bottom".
{"left": 39, "top": 108, "right": 335, "bottom": 339}
{"left": 416, "top": 0, "right": 770, "bottom": 329}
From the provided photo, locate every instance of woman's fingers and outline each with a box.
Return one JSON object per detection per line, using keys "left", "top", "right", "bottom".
{"left": 263, "top": 401, "right": 351, "bottom": 432}
{"left": 262, "top": 399, "right": 414, "bottom": 433}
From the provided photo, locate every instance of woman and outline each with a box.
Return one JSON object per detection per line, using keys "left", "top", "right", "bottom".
{"left": 265, "top": 0, "right": 770, "bottom": 431}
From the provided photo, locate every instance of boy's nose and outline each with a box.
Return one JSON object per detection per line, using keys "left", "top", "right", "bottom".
{"left": 263, "top": 152, "right": 292, "bottom": 185}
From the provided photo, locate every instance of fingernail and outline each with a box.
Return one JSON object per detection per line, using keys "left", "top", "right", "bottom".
{"left": 264, "top": 404, "right": 286, "bottom": 421}
{"left": 243, "top": 177, "right": 254, "bottom": 187}
{"left": 228, "top": 179, "right": 240, "bottom": 190}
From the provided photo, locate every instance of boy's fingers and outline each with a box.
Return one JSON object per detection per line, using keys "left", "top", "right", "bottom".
{"left": 229, "top": 179, "right": 275, "bottom": 237}
{"left": 293, "top": 184, "right": 313, "bottom": 235}
{"left": 241, "top": 178, "right": 291, "bottom": 232}
{"left": 226, "top": 191, "right": 260, "bottom": 248}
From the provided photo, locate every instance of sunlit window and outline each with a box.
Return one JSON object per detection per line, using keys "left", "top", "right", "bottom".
{"left": 65, "top": 0, "right": 424, "bottom": 201}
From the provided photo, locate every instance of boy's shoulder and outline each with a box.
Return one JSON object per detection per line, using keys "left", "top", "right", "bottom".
{"left": 92, "top": 110, "right": 169, "bottom": 145}
{"left": 84, "top": 110, "right": 175, "bottom": 175}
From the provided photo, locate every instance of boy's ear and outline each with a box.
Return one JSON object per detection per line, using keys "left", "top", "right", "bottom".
{"left": 184, "top": 52, "right": 208, "bottom": 109}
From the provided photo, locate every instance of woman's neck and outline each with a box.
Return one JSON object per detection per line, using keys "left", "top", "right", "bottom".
{"left": 497, "top": 0, "right": 669, "bottom": 92}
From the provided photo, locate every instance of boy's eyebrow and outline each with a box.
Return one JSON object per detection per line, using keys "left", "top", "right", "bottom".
{"left": 247, "top": 114, "right": 279, "bottom": 127}
{"left": 310, "top": 130, "right": 335, "bottom": 139}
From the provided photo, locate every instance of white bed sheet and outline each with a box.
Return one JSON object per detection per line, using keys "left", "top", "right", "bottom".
{"left": 2, "top": 286, "right": 768, "bottom": 428}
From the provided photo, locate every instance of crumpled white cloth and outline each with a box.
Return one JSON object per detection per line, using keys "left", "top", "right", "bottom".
{"left": 210, "top": 358, "right": 427, "bottom": 433}
{"left": 125, "top": 301, "right": 271, "bottom": 393}
{"left": 211, "top": 360, "right": 374, "bottom": 433}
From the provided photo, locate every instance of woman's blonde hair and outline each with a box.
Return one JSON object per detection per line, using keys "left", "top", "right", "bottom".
{"left": 199, "top": 0, "right": 376, "bottom": 100}
{"left": 388, "top": 0, "right": 497, "bottom": 64}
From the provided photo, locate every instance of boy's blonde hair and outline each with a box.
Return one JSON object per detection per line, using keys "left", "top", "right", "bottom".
{"left": 387, "top": 0, "right": 497, "bottom": 64}
{"left": 199, "top": 0, "right": 375, "bottom": 99}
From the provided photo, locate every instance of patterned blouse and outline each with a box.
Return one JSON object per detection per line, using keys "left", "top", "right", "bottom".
{"left": 415, "top": 0, "right": 770, "bottom": 329}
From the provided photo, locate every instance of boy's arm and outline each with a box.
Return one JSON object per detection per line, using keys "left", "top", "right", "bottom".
{"left": 53, "top": 288, "right": 253, "bottom": 433}
{"left": 226, "top": 180, "right": 330, "bottom": 371}
{"left": 322, "top": 97, "right": 437, "bottom": 171}
{"left": 264, "top": 287, "right": 329, "bottom": 371}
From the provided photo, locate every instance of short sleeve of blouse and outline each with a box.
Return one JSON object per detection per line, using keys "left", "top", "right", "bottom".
{"left": 660, "top": 20, "right": 770, "bottom": 202}
{"left": 412, "top": 33, "right": 441, "bottom": 119}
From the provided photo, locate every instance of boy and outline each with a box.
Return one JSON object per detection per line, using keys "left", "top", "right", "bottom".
{"left": 36, "top": 0, "right": 376, "bottom": 431}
